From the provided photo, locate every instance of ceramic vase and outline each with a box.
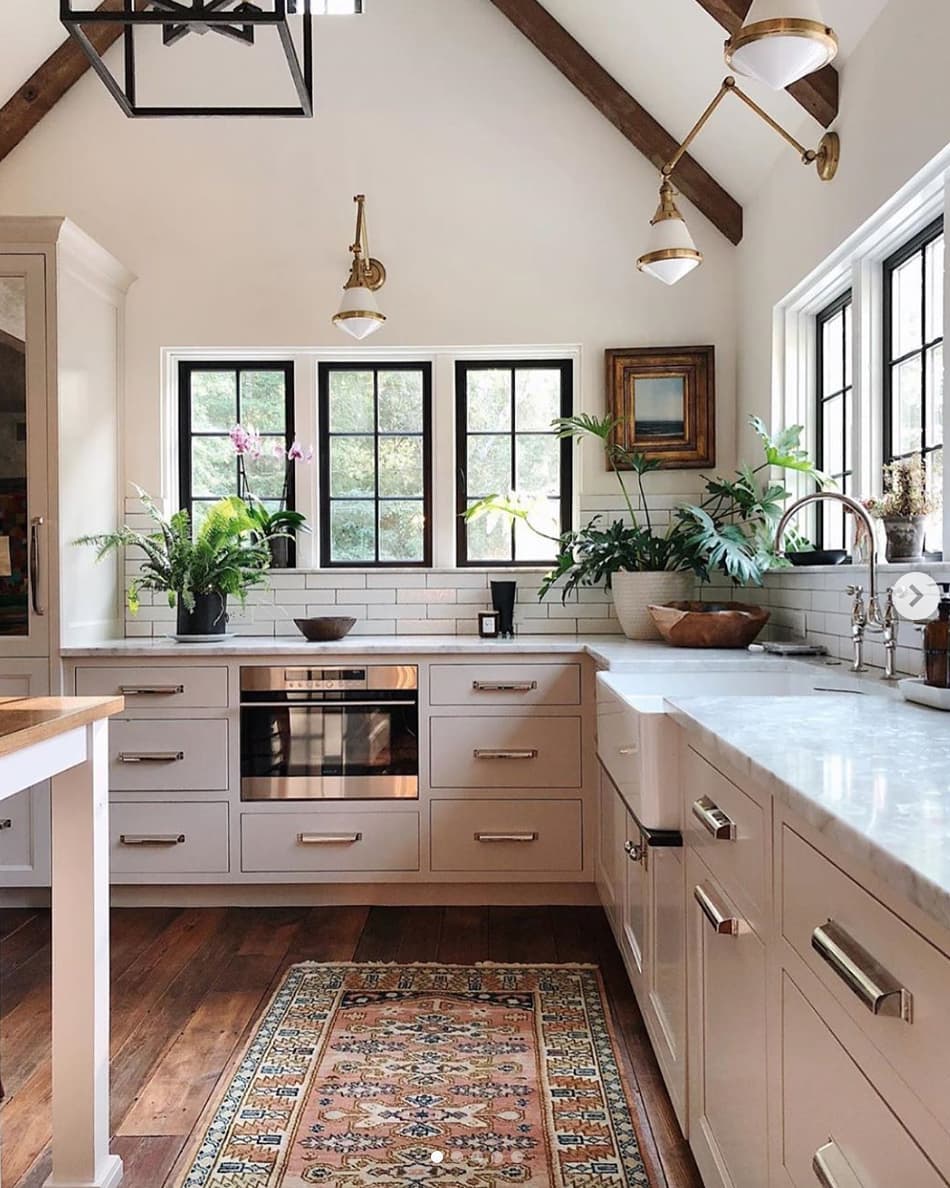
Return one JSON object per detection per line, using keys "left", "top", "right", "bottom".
{"left": 611, "top": 571, "right": 693, "bottom": 640}
{"left": 882, "top": 515, "right": 928, "bottom": 563}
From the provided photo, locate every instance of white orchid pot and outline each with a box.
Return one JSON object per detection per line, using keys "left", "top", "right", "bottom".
{"left": 611, "top": 571, "right": 694, "bottom": 640}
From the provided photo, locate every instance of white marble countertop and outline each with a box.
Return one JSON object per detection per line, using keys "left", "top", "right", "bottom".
{"left": 60, "top": 633, "right": 847, "bottom": 673}
{"left": 668, "top": 694, "right": 950, "bottom": 932}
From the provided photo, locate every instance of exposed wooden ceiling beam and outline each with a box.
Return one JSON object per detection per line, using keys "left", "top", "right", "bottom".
{"left": 488, "top": 0, "right": 743, "bottom": 245}
{"left": 0, "top": 0, "right": 132, "bottom": 167}
{"left": 693, "top": 0, "right": 839, "bottom": 127}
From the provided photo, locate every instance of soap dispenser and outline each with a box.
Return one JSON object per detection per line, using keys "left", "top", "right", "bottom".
{"left": 924, "top": 583, "right": 950, "bottom": 688}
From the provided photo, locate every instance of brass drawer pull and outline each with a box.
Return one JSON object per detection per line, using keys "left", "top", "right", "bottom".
{"left": 694, "top": 882, "right": 740, "bottom": 936}
{"left": 119, "top": 834, "right": 185, "bottom": 847}
{"left": 298, "top": 832, "right": 362, "bottom": 845}
{"left": 473, "top": 749, "right": 538, "bottom": 760}
{"left": 617, "top": 745, "right": 638, "bottom": 755}
{"left": 118, "top": 684, "right": 185, "bottom": 696}
{"left": 117, "top": 751, "right": 184, "bottom": 763}
{"left": 472, "top": 681, "right": 538, "bottom": 693}
{"left": 692, "top": 796, "right": 737, "bottom": 840}
{"left": 475, "top": 832, "right": 538, "bottom": 843}
{"left": 811, "top": 920, "right": 913, "bottom": 1022}
{"left": 813, "top": 1140, "right": 865, "bottom": 1188}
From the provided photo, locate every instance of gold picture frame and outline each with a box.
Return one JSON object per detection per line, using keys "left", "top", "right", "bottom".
{"left": 606, "top": 345, "right": 715, "bottom": 469}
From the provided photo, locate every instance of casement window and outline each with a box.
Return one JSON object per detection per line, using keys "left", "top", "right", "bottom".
{"left": 883, "top": 217, "right": 944, "bottom": 549}
{"left": 815, "top": 291, "right": 853, "bottom": 549}
{"left": 318, "top": 363, "right": 433, "bottom": 567}
{"left": 455, "top": 360, "right": 573, "bottom": 565}
{"left": 178, "top": 361, "right": 295, "bottom": 525}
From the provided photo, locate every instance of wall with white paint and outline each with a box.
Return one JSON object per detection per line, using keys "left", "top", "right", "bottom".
{"left": 0, "top": 0, "right": 739, "bottom": 520}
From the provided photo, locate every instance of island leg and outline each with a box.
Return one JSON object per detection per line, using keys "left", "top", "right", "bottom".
{"left": 46, "top": 719, "right": 123, "bottom": 1188}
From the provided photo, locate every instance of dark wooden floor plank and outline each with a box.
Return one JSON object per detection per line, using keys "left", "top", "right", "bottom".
{"left": 438, "top": 906, "right": 490, "bottom": 964}
{"left": 353, "top": 905, "right": 406, "bottom": 962}
{"left": 2, "top": 903, "right": 699, "bottom": 1188}
{"left": 0, "top": 908, "right": 39, "bottom": 942}
{"left": 488, "top": 906, "right": 558, "bottom": 963}
{"left": 395, "top": 906, "right": 444, "bottom": 963}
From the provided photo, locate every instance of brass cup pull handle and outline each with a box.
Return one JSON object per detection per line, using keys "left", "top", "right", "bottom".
{"left": 117, "top": 751, "right": 185, "bottom": 763}
{"left": 811, "top": 920, "right": 913, "bottom": 1022}
{"left": 118, "top": 685, "right": 185, "bottom": 696}
{"left": 473, "top": 749, "right": 538, "bottom": 760}
{"left": 694, "top": 882, "right": 740, "bottom": 936}
{"left": 30, "top": 516, "right": 46, "bottom": 617}
{"left": 472, "top": 681, "right": 538, "bottom": 693}
{"left": 692, "top": 796, "right": 737, "bottom": 840}
{"left": 813, "top": 1140, "right": 866, "bottom": 1188}
{"left": 119, "top": 834, "right": 185, "bottom": 847}
{"left": 298, "top": 832, "right": 362, "bottom": 845}
{"left": 475, "top": 832, "right": 538, "bottom": 843}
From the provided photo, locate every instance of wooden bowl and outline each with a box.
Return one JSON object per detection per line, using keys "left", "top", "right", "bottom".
{"left": 647, "top": 601, "right": 770, "bottom": 649}
{"left": 294, "top": 616, "right": 357, "bottom": 642}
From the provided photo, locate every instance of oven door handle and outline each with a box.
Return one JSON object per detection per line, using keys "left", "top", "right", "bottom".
{"left": 240, "top": 700, "right": 418, "bottom": 709}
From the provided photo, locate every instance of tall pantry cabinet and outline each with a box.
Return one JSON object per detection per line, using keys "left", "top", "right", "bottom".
{"left": 0, "top": 218, "right": 133, "bottom": 889}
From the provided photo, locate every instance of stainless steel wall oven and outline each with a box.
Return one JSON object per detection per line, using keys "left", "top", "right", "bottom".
{"left": 240, "top": 665, "right": 418, "bottom": 800}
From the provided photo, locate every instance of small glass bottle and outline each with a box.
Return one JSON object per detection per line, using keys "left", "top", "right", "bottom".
{"left": 924, "top": 584, "right": 950, "bottom": 688}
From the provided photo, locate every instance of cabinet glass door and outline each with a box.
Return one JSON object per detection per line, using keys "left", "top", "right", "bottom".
{"left": 0, "top": 258, "right": 48, "bottom": 656}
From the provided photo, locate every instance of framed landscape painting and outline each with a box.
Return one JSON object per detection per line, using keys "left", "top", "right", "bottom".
{"left": 606, "top": 345, "right": 715, "bottom": 468}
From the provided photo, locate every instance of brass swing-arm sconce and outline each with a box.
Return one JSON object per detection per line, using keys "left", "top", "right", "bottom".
{"left": 638, "top": 75, "right": 840, "bottom": 286}
{"left": 333, "top": 194, "right": 388, "bottom": 340}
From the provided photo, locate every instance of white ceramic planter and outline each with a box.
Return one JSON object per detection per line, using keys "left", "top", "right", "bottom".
{"left": 610, "top": 571, "right": 694, "bottom": 640}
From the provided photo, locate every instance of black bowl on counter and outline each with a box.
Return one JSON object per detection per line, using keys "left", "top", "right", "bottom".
{"left": 294, "top": 616, "right": 357, "bottom": 642}
{"left": 787, "top": 549, "right": 851, "bottom": 567}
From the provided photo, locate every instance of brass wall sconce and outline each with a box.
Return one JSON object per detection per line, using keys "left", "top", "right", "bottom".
{"left": 333, "top": 194, "right": 387, "bottom": 340}
{"left": 724, "top": 0, "right": 838, "bottom": 91}
{"left": 637, "top": 76, "right": 840, "bottom": 286}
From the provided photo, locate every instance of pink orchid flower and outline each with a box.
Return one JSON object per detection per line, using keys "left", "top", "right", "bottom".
{"left": 287, "top": 442, "right": 314, "bottom": 464}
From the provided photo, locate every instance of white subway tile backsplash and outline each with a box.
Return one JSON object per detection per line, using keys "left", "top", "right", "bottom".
{"left": 397, "top": 588, "right": 458, "bottom": 604}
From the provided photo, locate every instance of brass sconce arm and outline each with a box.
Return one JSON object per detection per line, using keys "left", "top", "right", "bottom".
{"left": 663, "top": 76, "right": 839, "bottom": 183}
{"left": 343, "top": 194, "right": 386, "bottom": 292}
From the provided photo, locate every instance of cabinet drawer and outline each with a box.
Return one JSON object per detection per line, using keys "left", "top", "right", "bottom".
{"left": 782, "top": 826, "right": 950, "bottom": 1130}
{"left": 241, "top": 811, "right": 419, "bottom": 873}
{"left": 110, "top": 719, "right": 228, "bottom": 791}
{"left": 76, "top": 665, "right": 228, "bottom": 708}
{"left": 683, "top": 747, "right": 766, "bottom": 924}
{"left": 110, "top": 801, "right": 229, "bottom": 875}
{"left": 429, "top": 663, "right": 581, "bottom": 707}
{"left": 781, "top": 972, "right": 946, "bottom": 1187}
{"left": 596, "top": 680, "right": 642, "bottom": 818}
{"left": 430, "top": 799, "right": 582, "bottom": 872}
{"left": 429, "top": 716, "right": 581, "bottom": 788}
{"left": 0, "top": 789, "right": 35, "bottom": 871}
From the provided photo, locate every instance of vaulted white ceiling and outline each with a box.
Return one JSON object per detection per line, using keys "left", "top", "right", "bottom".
{"left": 0, "top": 1, "right": 890, "bottom": 210}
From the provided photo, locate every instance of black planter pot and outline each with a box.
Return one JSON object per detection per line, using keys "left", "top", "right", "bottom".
{"left": 176, "top": 592, "right": 228, "bottom": 636}
{"left": 268, "top": 536, "right": 292, "bottom": 569}
{"left": 490, "top": 580, "right": 517, "bottom": 639}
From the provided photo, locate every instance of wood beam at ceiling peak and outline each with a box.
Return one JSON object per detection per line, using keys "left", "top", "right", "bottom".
{"left": 0, "top": 0, "right": 140, "bottom": 167}
{"left": 693, "top": 0, "right": 839, "bottom": 128}
{"left": 487, "top": 0, "right": 743, "bottom": 245}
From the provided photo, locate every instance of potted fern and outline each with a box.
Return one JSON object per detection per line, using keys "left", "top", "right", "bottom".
{"left": 78, "top": 490, "right": 270, "bottom": 636}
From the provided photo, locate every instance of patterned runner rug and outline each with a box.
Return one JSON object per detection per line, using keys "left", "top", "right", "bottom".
{"left": 176, "top": 962, "right": 652, "bottom": 1187}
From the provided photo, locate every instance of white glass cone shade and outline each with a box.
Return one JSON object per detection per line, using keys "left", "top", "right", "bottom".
{"left": 332, "top": 284, "right": 386, "bottom": 340}
{"left": 727, "top": 0, "right": 838, "bottom": 90}
{"left": 637, "top": 214, "right": 703, "bottom": 286}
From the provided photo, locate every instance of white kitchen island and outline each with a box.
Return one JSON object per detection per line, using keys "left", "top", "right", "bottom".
{"left": 0, "top": 695, "right": 124, "bottom": 1188}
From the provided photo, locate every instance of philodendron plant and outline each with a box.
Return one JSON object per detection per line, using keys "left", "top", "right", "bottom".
{"left": 465, "top": 414, "right": 822, "bottom": 601}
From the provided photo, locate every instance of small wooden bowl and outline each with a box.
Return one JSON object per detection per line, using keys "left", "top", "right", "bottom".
{"left": 648, "top": 601, "right": 770, "bottom": 649}
{"left": 294, "top": 617, "right": 357, "bottom": 642}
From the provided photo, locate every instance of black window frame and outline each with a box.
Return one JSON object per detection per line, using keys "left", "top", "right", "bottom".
{"left": 815, "top": 289, "right": 853, "bottom": 549}
{"left": 883, "top": 216, "right": 944, "bottom": 467}
{"left": 318, "top": 361, "right": 433, "bottom": 569}
{"left": 455, "top": 359, "right": 573, "bottom": 567}
{"left": 178, "top": 359, "right": 296, "bottom": 525}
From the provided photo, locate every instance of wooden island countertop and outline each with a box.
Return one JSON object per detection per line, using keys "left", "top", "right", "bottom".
{"left": 0, "top": 695, "right": 124, "bottom": 759}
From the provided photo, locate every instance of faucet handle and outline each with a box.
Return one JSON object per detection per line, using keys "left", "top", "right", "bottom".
{"left": 845, "top": 584, "right": 864, "bottom": 598}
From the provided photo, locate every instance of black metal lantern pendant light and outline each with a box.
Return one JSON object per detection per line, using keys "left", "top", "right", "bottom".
{"left": 60, "top": 0, "right": 313, "bottom": 117}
